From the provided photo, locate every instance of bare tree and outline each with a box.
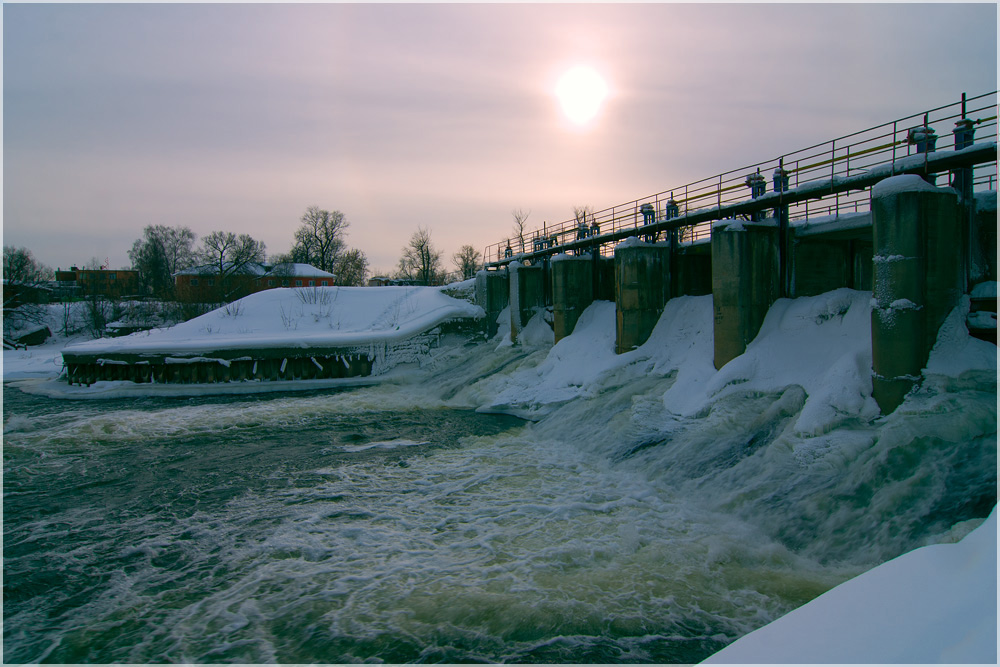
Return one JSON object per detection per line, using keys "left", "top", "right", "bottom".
{"left": 197, "top": 231, "right": 267, "bottom": 302}
{"left": 573, "top": 206, "right": 594, "bottom": 226}
{"left": 511, "top": 208, "right": 531, "bottom": 254}
{"left": 128, "top": 225, "right": 197, "bottom": 299}
{"left": 453, "top": 245, "right": 481, "bottom": 280}
{"left": 288, "top": 207, "right": 348, "bottom": 274}
{"left": 3, "top": 246, "right": 52, "bottom": 285}
{"left": 397, "top": 227, "right": 443, "bottom": 286}
{"left": 3, "top": 246, "right": 53, "bottom": 337}
{"left": 334, "top": 248, "right": 369, "bottom": 286}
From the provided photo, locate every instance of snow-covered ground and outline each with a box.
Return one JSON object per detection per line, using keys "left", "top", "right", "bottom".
{"left": 3, "top": 283, "right": 996, "bottom": 663}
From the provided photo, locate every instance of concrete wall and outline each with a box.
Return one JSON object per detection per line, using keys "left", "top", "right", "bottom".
{"left": 972, "top": 192, "right": 998, "bottom": 283}
{"left": 673, "top": 243, "right": 712, "bottom": 297}
{"left": 595, "top": 255, "right": 616, "bottom": 302}
{"left": 791, "top": 235, "right": 873, "bottom": 296}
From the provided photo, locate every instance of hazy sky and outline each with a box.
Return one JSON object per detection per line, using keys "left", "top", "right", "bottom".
{"left": 3, "top": 3, "right": 997, "bottom": 276}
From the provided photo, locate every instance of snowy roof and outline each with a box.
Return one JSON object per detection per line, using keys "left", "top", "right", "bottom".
{"left": 267, "top": 263, "right": 336, "bottom": 278}
{"left": 174, "top": 262, "right": 269, "bottom": 277}
{"left": 173, "top": 262, "right": 335, "bottom": 278}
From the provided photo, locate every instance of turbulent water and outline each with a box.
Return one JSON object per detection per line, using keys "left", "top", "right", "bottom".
{"left": 3, "top": 336, "right": 996, "bottom": 664}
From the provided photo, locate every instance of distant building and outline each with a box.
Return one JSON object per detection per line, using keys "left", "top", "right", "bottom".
{"left": 53, "top": 266, "right": 139, "bottom": 300}
{"left": 173, "top": 262, "right": 336, "bottom": 303}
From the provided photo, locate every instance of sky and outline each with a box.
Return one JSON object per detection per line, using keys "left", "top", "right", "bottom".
{"left": 3, "top": 3, "right": 997, "bottom": 277}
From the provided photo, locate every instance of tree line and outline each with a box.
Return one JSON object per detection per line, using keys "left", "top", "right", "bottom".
{"left": 392, "top": 227, "right": 481, "bottom": 285}
{"left": 126, "top": 207, "right": 372, "bottom": 301}
{"left": 4, "top": 207, "right": 487, "bottom": 304}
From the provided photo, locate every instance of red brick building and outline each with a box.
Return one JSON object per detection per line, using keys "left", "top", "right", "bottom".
{"left": 54, "top": 267, "right": 139, "bottom": 299}
{"left": 173, "top": 262, "right": 337, "bottom": 303}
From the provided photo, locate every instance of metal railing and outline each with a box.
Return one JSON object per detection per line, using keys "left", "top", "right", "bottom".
{"left": 484, "top": 91, "right": 998, "bottom": 266}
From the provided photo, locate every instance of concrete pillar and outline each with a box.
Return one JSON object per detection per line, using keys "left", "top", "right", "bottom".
{"left": 615, "top": 241, "right": 671, "bottom": 354}
{"left": 551, "top": 255, "right": 594, "bottom": 342}
{"left": 475, "top": 269, "right": 510, "bottom": 338}
{"left": 509, "top": 262, "right": 545, "bottom": 343}
{"left": 711, "top": 221, "right": 779, "bottom": 369}
{"left": 871, "top": 175, "right": 963, "bottom": 413}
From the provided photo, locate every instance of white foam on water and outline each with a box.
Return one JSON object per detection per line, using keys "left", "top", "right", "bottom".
{"left": 66, "top": 431, "right": 817, "bottom": 662}
{"left": 340, "top": 439, "right": 430, "bottom": 452}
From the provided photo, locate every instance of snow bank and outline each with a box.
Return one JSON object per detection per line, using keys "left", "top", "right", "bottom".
{"left": 468, "top": 295, "right": 715, "bottom": 418}
{"left": 61, "top": 286, "right": 483, "bottom": 357}
{"left": 675, "top": 289, "right": 880, "bottom": 435}
{"left": 926, "top": 294, "right": 997, "bottom": 377}
{"left": 3, "top": 346, "right": 67, "bottom": 380}
{"left": 472, "top": 301, "right": 618, "bottom": 417}
{"left": 467, "top": 289, "right": 880, "bottom": 435}
{"left": 703, "top": 507, "right": 996, "bottom": 664}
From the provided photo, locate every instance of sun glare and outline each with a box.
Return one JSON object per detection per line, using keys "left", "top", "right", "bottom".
{"left": 555, "top": 65, "right": 608, "bottom": 127}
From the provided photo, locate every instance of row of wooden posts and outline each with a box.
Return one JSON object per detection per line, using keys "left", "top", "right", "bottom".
{"left": 65, "top": 353, "right": 374, "bottom": 386}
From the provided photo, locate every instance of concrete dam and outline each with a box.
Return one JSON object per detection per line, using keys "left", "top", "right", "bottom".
{"left": 477, "top": 92, "right": 998, "bottom": 414}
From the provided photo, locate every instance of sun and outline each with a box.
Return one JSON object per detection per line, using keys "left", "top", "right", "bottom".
{"left": 554, "top": 65, "right": 609, "bottom": 127}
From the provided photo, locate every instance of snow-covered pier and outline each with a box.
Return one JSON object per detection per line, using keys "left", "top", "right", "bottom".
{"left": 60, "top": 285, "right": 484, "bottom": 387}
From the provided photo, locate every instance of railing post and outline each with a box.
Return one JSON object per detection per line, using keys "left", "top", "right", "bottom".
{"left": 907, "top": 114, "right": 938, "bottom": 184}
{"left": 774, "top": 160, "right": 791, "bottom": 298}
{"left": 834, "top": 140, "right": 840, "bottom": 214}
{"left": 745, "top": 169, "right": 767, "bottom": 222}
{"left": 891, "top": 121, "right": 898, "bottom": 174}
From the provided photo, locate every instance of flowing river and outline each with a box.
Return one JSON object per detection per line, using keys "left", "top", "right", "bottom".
{"left": 3, "top": 334, "right": 996, "bottom": 663}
